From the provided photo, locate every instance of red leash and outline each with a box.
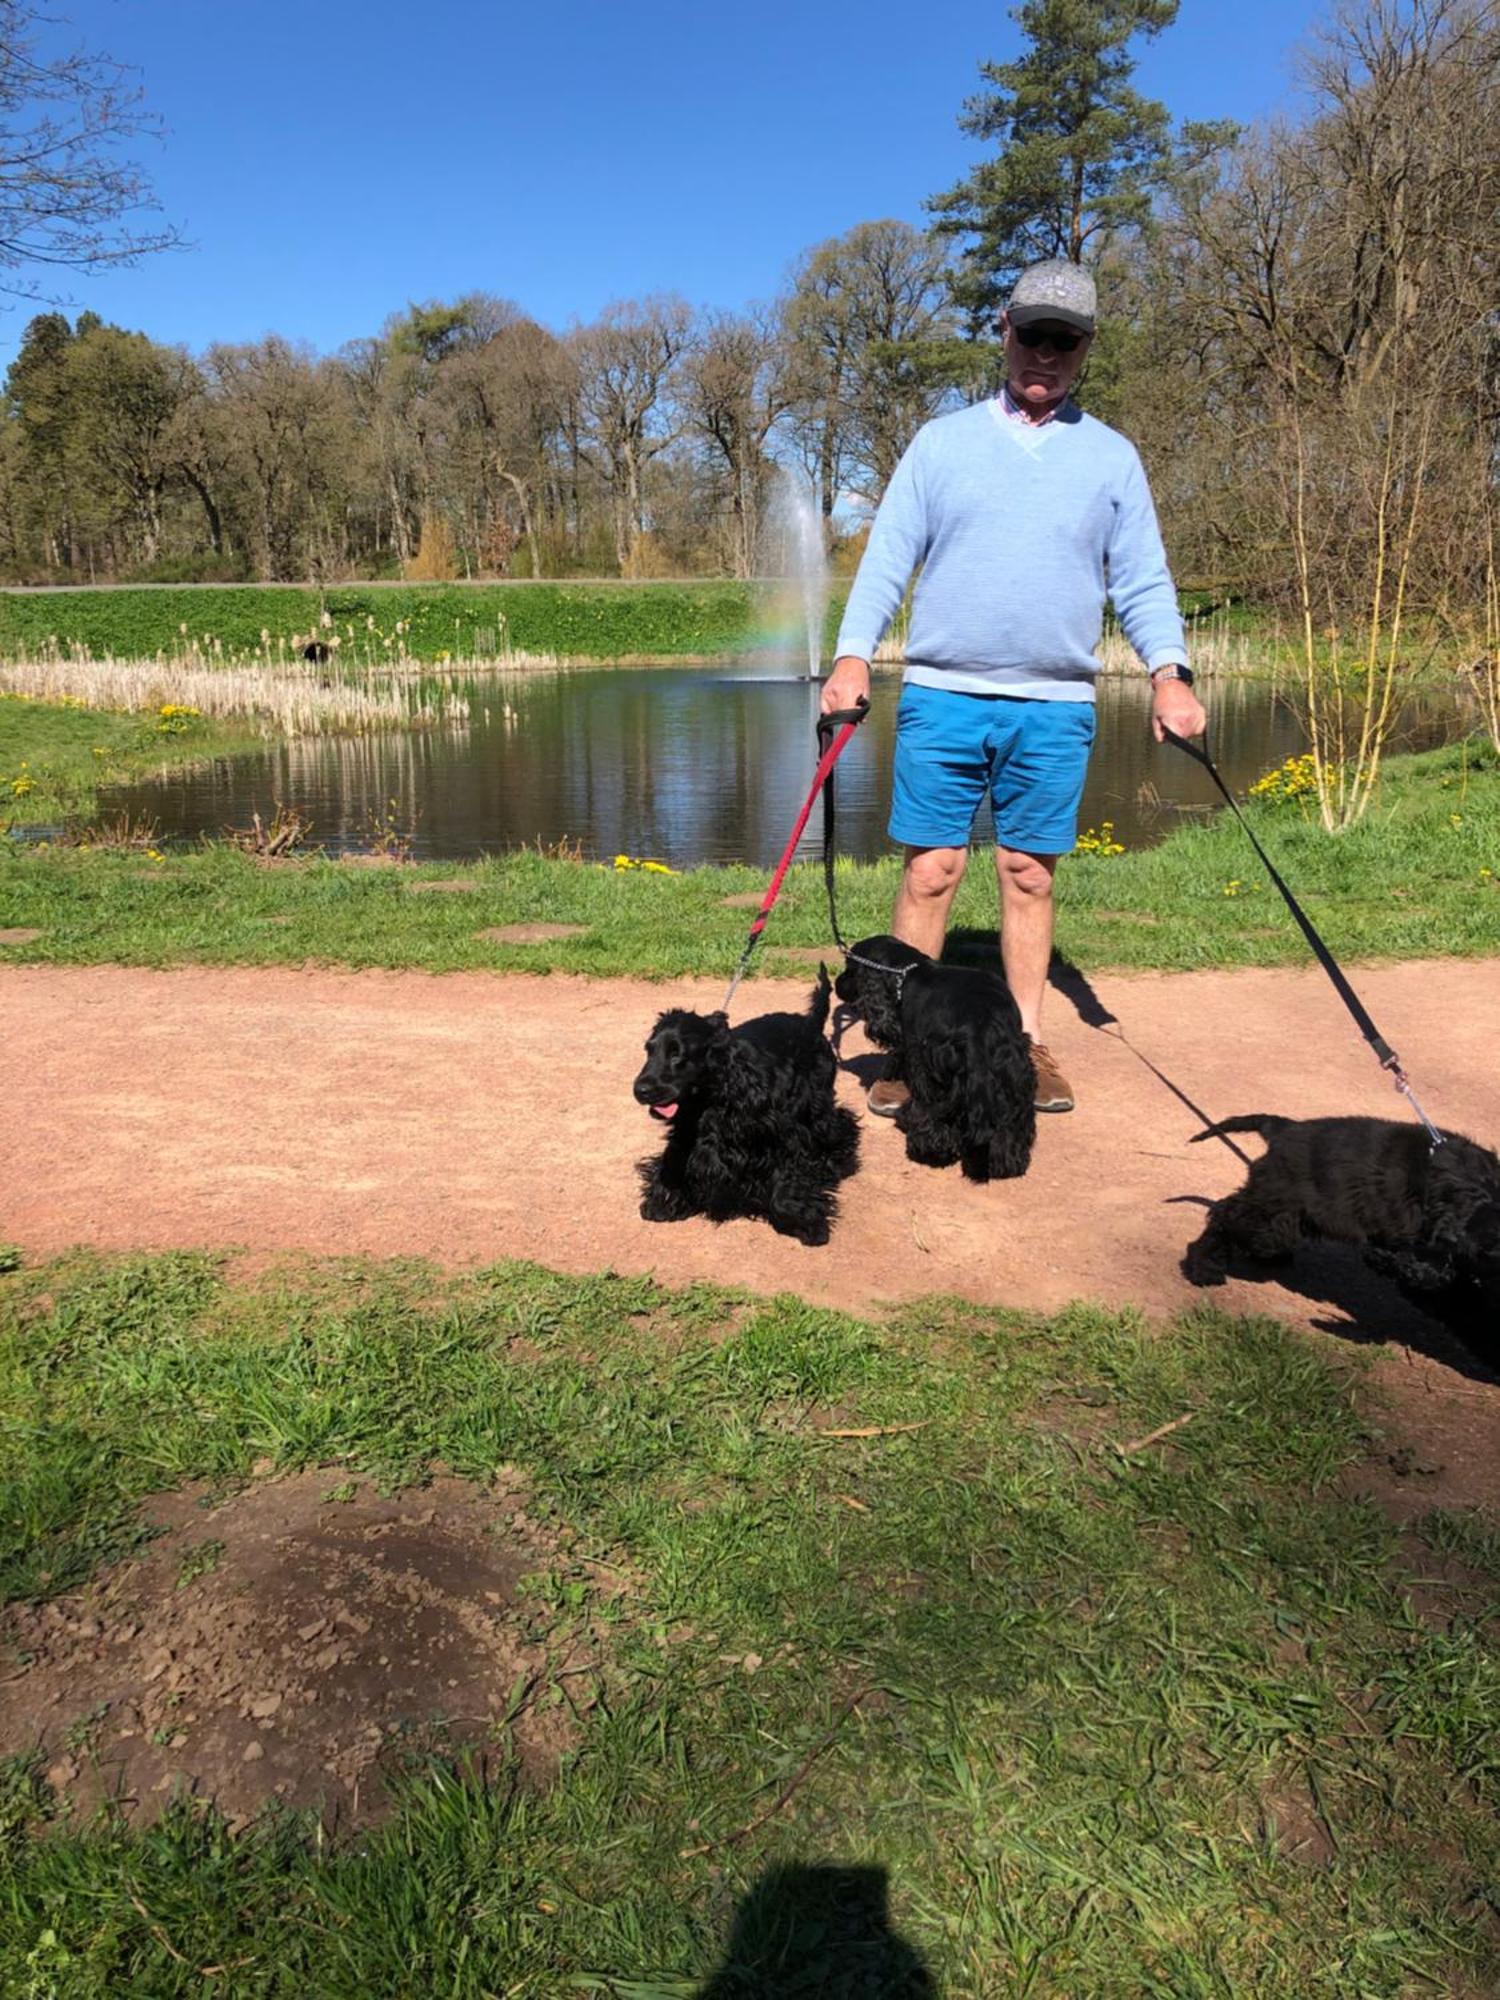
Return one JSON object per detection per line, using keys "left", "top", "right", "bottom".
{"left": 719, "top": 699, "right": 869, "bottom": 1011}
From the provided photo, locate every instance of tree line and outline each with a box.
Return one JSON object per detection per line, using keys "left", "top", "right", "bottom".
{"left": 1, "top": 0, "right": 1495, "bottom": 660}
{"left": 0, "top": 220, "right": 964, "bottom": 589}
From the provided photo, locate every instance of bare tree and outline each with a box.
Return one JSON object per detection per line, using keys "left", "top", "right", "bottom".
{"left": 571, "top": 296, "right": 694, "bottom": 573}
{"left": 203, "top": 338, "right": 344, "bottom": 580}
{"left": 679, "top": 309, "right": 792, "bottom": 577}
{"left": 0, "top": 0, "right": 178, "bottom": 295}
{"left": 435, "top": 308, "right": 575, "bottom": 575}
{"left": 1152, "top": 0, "right": 1500, "bottom": 823}
{"left": 782, "top": 220, "right": 962, "bottom": 513}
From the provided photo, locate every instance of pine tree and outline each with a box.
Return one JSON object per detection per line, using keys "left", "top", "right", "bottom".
{"left": 928, "top": 0, "right": 1179, "bottom": 327}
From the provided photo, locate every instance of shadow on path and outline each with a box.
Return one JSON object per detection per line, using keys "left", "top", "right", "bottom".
{"left": 1042, "top": 947, "right": 1497, "bottom": 1384}
{"left": 698, "top": 1862, "right": 936, "bottom": 1998}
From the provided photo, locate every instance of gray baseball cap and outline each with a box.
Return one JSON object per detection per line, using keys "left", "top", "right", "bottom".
{"left": 1006, "top": 260, "right": 1097, "bottom": 335}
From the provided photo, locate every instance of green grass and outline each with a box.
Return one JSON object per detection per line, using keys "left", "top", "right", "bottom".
{"left": 0, "top": 694, "right": 261, "bottom": 827}
{"left": 0, "top": 582, "right": 809, "bottom": 665}
{"left": 0, "top": 584, "right": 1296, "bottom": 674}
{"left": 0, "top": 1250, "right": 1496, "bottom": 1994}
{"left": 3, "top": 740, "right": 1497, "bottom": 975}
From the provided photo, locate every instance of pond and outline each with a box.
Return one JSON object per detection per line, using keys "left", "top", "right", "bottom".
{"left": 99, "top": 662, "right": 1471, "bottom": 867}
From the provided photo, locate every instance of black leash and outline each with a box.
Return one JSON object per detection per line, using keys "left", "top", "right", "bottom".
{"left": 1162, "top": 726, "right": 1444, "bottom": 1147}
{"left": 817, "top": 705, "right": 921, "bottom": 996}
{"left": 816, "top": 704, "right": 862, "bottom": 952}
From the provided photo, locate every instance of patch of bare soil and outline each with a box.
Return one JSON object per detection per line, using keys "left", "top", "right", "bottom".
{"left": 0, "top": 1472, "right": 580, "bottom": 1833}
{"left": 475, "top": 922, "right": 586, "bottom": 942}
{"left": 1258, "top": 1774, "right": 1339, "bottom": 1869}
{"left": 1, "top": 959, "right": 1496, "bottom": 1516}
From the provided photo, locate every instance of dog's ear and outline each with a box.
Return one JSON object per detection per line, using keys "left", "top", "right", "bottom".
{"left": 701, "top": 1010, "right": 733, "bottom": 1072}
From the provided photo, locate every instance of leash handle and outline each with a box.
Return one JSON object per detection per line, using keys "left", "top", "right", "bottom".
{"left": 1160, "top": 726, "right": 1443, "bottom": 1145}
{"left": 818, "top": 701, "right": 871, "bottom": 732}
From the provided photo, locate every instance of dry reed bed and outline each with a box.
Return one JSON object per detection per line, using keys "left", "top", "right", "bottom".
{"left": 872, "top": 619, "right": 1268, "bottom": 675}
{"left": 0, "top": 646, "right": 483, "bottom": 737}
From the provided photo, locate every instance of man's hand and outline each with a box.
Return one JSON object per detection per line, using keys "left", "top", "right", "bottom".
{"left": 821, "top": 654, "right": 871, "bottom": 716}
{"left": 1150, "top": 675, "right": 1207, "bottom": 744}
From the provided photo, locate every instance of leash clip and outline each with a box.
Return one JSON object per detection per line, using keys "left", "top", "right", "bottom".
{"left": 1387, "top": 1059, "right": 1446, "bottom": 1149}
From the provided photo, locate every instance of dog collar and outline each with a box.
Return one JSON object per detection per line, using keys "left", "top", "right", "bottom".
{"left": 842, "top": 947, "right": 913, "bottom": 997}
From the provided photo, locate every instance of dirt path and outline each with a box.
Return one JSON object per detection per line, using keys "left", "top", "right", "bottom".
{"left": 4, "top": 957, "right": 1497, "bottom": 1512}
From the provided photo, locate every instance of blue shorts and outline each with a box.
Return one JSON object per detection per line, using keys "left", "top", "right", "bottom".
{"left": 889, "top": 683, "right": 1096, "bottom": 854}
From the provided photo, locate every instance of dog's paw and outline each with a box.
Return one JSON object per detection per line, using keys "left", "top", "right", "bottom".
{"left": 640, "top": 1184, "right": 694, "bottom": 1224}
{"left": 1181, "top": 1247, "right": 1226, "bottom": 1287}
{"left": 768, "top": 1205, "right": 832, "bottom": 1246}
{"left": 790, "top": 1217, "right": 832, "bottom": 1247}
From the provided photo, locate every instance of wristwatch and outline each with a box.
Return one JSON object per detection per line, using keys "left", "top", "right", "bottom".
{"left": 1150, "top": 663, "right": 1195, "bottom": 687}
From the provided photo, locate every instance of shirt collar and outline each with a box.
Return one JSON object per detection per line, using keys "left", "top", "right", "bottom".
{"left": 998, "top": 381, "right": 1064, "bottom": 427}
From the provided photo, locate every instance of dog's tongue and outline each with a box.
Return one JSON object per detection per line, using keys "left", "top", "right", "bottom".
{"left": 649, "top": 1102, "right": 678, "bottom": 1122}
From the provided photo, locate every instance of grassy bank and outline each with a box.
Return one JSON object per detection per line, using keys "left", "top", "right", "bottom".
{"left": 0, "top": 692, "right": 262, "bottom": 828}
{"left": 0, "top": 584, "right": 1291, "bottom": 674}
{"left": 0, "top": 582, "right": 794, "bottom": 666}
{"left": 3, "top": 741, "right": 1496, "bottom": 974}
{"left": 1, "top": 1248, "right": 1496, "bottom": 1994}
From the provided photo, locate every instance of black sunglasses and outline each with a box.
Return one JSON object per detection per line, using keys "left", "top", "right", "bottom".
{"left": 1013, "top": 324, "right": 1086, "bottom": 353}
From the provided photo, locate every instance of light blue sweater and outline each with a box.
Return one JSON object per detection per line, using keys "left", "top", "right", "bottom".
{"left": 835, "top": 397, "right": 1187, "bottom": 701}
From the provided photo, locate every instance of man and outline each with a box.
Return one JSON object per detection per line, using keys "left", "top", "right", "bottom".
{"left": 821, "top": 259, "right": 1206, "bottom": 1115}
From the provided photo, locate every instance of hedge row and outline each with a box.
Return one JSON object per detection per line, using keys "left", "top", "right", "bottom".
{"left": 0, "top": 582, "right": 859, "bottom": 664}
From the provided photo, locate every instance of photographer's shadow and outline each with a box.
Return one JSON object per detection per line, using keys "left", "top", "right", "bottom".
{"left": 699, "top": 1861, "right": 935, "bottom": 1998}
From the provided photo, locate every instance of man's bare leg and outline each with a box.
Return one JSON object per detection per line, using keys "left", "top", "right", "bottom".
{"left": 891, "top": 844, "right": 967, "bottom": 957}
{"left": 994, "top": 844, "right": 1073, "bottom": 1109}
{"left": 994, "top": 845, "right": 1058, "bottom": 1040}
{"left": 863, "top": 845, "right": 968, "bottom": 1117}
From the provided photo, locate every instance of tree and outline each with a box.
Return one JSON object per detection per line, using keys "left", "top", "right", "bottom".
{"left": 782, "top": 221, "right": 964, "bottom": 510}
{"left": 431, "top": 307, "right": 574, "bottom": 576}
{"left": 0, "top": 0, "right": 178, "bottom": 294}
{"left": 2, "top": 307, "right": 76, "bottom": 563}
{"left": 679, "top": 309, "right": 792, "bottom": 577}
{"left": 202, "top": 338, "right": 344, "bottom": 580}
{"left": 63, "top": 323, "right": 197, "bottom": 565}
{"left": 571, "top": 296, "right": 694, "bottom": 573}
{"left": 928, "top": 0, "right": 1180, "bottom": 324}
{"left": 1152, "top": 0, "right": 1500, "bottom": 824}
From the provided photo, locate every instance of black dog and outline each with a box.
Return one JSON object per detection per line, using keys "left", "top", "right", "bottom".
{"left": 634, "top": 968, "right": 859, "bottom": 1246}
{"left": 1182, "top": 1114, "right": 1500, "bottom": 1332}
{"left": 834, "top": 935, "right": 1035, "bottom": 1182}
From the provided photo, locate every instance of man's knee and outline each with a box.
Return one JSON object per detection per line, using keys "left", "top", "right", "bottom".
{"left": 902, "top": 846, "right": 967, "bottom": 903}
{"left": 996, "top": 848, "right": 1057, "bottom": 901}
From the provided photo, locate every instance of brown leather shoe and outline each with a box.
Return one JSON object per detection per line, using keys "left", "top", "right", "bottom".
{"left": 1029, "top": 1041, "right": 1074, "bottom": 1112}
{"left": 867, "top": 1076, "right": 911, "bottom": 1119}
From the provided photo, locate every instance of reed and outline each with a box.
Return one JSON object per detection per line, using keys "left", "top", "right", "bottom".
{"left": 0, "top": 641, "right": 476, "bottom": 738}
{"left": 874, "top": 612, "right": 1265, "bottom": 676}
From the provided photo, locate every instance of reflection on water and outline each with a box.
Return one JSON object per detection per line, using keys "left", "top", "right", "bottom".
{"left": 99, "top": 662, "right": 1471, "bottom": 867}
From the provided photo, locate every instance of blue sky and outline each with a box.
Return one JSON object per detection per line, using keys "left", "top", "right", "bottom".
{"left": 3, "top": 0, "right": 1329, "bottom": 369}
